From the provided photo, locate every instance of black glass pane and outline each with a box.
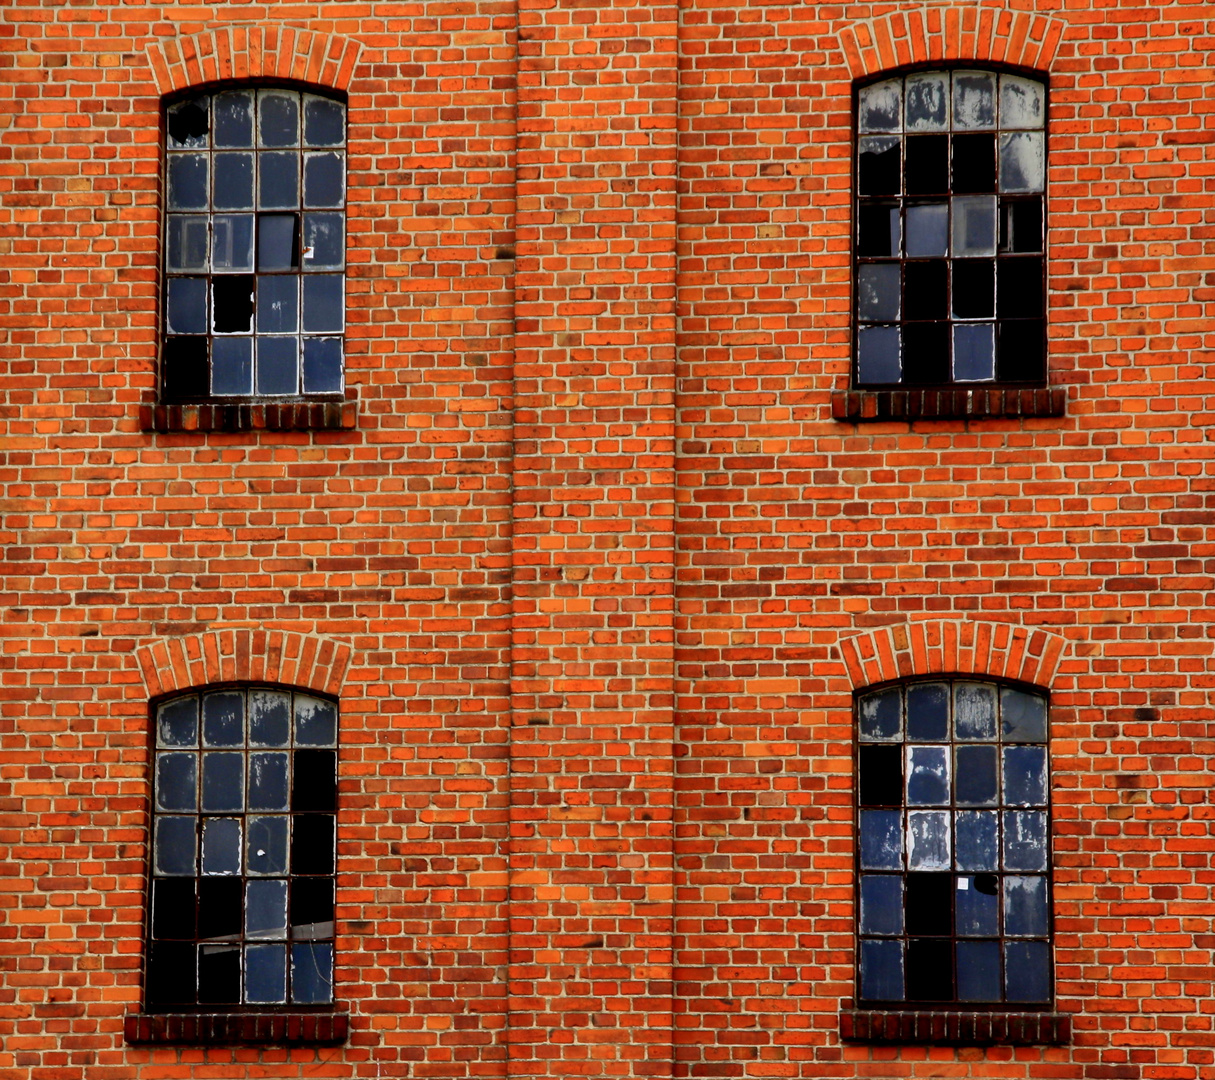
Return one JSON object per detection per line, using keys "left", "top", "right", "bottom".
{"left": 905, "top": 938, "right": 954, "bottom": 1001}
{"left": 903, "top": 261, "right": 947, "bottom": 321}
{"left": 198, "top": 877, "right": 243, "bottom": 941}
{"left": 147, "top": 941, "right": 197, "bottom": 1006}
{"left": 163, "top": 337, "right": 209, "bottom": 400}
{"left": 291, "top": 877, "right": 335, "bottom": 939}
{"left": 858, "top": 744, "right": 902, "bottom": 807}
{"left": 198, "top": 944, "right": 241, "bottom": 1004}
{"left": 901, "top": 322, "right": 949, "bottom": 384}
{"left": 906, "top": 682, "right": 949, "bottom": 741}
{"left": 258, "top": 214, "right": 300, "bottom": 271}
{"left": 952, "top": 133, "right": 996, "bottom": 193}
{"left": 905, "top": 134, "right": 948, "bottom": 194}
{"left": 291, "top": 815, "right": 335, "bottom": 875}
{"left": 905, "top": 873, "right": 953, "bottom": 936}
{"left": 997, "top": 319, "right": 1044, "bottom": 382}
{"left": 167, "top": 99, "right": 209, "bottom": 147}
{"left": 151, "top": 878, "right": 196, "bottom": 940}
{"left": 212, "top": 275, "right": 254, "bottom": 334}
{"left": 955, "top": 744, "right": 998, "bottom": 806}
{"left": 997, "top": 258, "right": 1043, "bottom": 317}
{"left": 859, "top": 138, "right": 900, "bottom": 196}
{"left": 952, "top": 258, "right": 994, "bottom": 318}
{"left": 292, "top": 750, "right": 337, "bottom": 812}
{"left": 857, "top": 203, "right": 900, "bottom": 257}
{"left": 1001, "top": 197, "right": 1043, "bottom": 253}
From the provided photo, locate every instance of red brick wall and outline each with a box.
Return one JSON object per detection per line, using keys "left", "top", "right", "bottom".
{"left": 0, "top": 1, "right": 1213, "bottom": 1079}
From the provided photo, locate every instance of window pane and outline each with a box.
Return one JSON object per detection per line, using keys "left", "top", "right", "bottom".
{"left": 1004, "top": 875, "right": 1050, "bottom": 937}
{"left": 256, "top": 276, "right": 298, "bottom": 334}
{"left": 857, "top": 325, "right": 901, "bottom": 384}
{"left": 952, "top": 196, "right": 997, "bottom": 257}
{"left": 1000, "top": 131, "right": 1045, "bottom": 193}
{"left": 953, "top": 71, "right": 995, "bottom": 129}
{"left": 954, "top": 875, "right": 999, "bottom": 936}
{"left": 213, "top": 90, "right": 254, "bottom": 148}
{"left": 303, "top": 213, "right": 345, "bottom": 269}
{"left": 291, "top": 942, "right": 334, "bottom": 1004}
{"left": 857, "top": 263, "right": 900, "bottom": 321}
{"left": 906, "top": 745, "right": 949, "bottom": 806}
{"left": 250, "top": 690, "right": 291, "bottom": 747}
{"left": 259, "top": 90, "right": 300, "bottom": 147}
{"left": 295, "top": 695, "right": 338, "bottom": 746}
{"left": 155, "top": 753, "right": 198, "bottom": 812}
{"left": 954, "top": 810, "right": 999, "bottom": 872}
{"left": 158, "top": 696, "right": 199, "bottom": 747}
{"left": 168, "top": 153, "right": 209, "bottom": 209}
{"left": 954, "top": 744, "right": 998, "bottom": 806}
{"left": 954, "top": 682, "right": 997, "bottom": 740}
{"left": 952, "top": 323, "right": 996, "bottom": 382}
{"left": 246, "top": 879, "right": 288, "bottom": 939}
{"left": 212, "top": 337, "right": 254, "bottom": 396}
{"left": 905, "top": 72, "right": 947, "bottom": 131}
{"left": 859, "top": 809, "right": 902, "bottom": 871}
{"left": 858, "top": 79, "right": 901, "bottom": 132}
{"left": 858, "top": 686, "right": 901, "bottom": 741}
{"left": 303, "top": 338, "right": 344, "bottom": 394}
{"left": 249, "top": 752, "right": 290, "bottom": 811}
{"left": 213, "top": 152, "right": 254, "bottom": 210}
{"left": 201, "top": 818, "right": 242, "bottom": 876}
{"left": 859, "top": 939, "right": 904, "bottom": 1001}
{"left": 1001, "top": 687, "right": 1047, "bottom": 742}
{"left": 246, "top": 944, "right": 288, "bottom": 1003}
{"left": 906, "top": 683, "right": 948, "bottom": 741}
{"left": 154, "top": 816, "right": 197, "bottom": 876}
{"left": 303, "top": 152, "right": 344, "bottom": 208}
{"left": 1003, "top": 745, "right": 1048, "bottom": 806}
{"left": 166, "top": 216, "right": 209, "bottom": 271}
{"left": 247, "top": 815, "right": 289, "bottom": 876}
{"left": 905, "top": 203, "right": 948, "bottom": 257}
{"left": 203, "top": 691, "right": 244, "bottom": 746}
{"left": 858, "top": 136, "right": 900, "bottom": 196}
{"left": 859, "top": 875, "right": 903, "bottom": 935}
{"left": 304, "top": 95, "right": 345, "bottom": 146}
{"left": 258, "top": 214, "right": 300, "bottom": 271}
{"left": 166, "top": 277, "right": 207, "bottom": 335}
{"left": 1000, "top": 74, "right": 1045, "bottom": 130}
{"left": 302, "top": 274, "right": 345, "bottom": 333}
{"left": 167, "top": 98, "right": 209, "bottom": 149}
{"left": 256, "top": 337, "right": 299, "bottom": 396}
{"left": 1003, "top": 810, "right": 1048, "bottom": 871}
{"left": 907, "top": 810, "right": 950, "bottom": 870}
{"left": 1004, "top": 940, "right": 1051, "bottom": 1002}
{"left": 212, "top": 215, "right": 255, "bottom": 272}
{"left": 259, "top": 152, "right": 300, "bottom": 210}
{"left": 956, "top": 940, "right": 1001, "bottom": 1002}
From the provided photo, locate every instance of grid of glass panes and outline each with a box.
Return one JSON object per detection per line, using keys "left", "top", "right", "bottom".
{"left": 855, "top": 71, "right": 1046, "bottom": 386}
{"left": 163, "top": 89, "right": 345, "bottom": 400}
{"left": 147, "top": 688, "right": 337, "bottom": 1009}
{"left": 856, "top": 680, "right": 1051, "bottom": 1005}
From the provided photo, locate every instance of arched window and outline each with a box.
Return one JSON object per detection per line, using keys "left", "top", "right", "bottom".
{"left": 854, "top": 70, "right": 1046, "bottom": 387}
{"left": 161, "top": 87, "right": 346, "bottom": 401}
{"left": 145, "top": 686, "right": 337, "bottom": 1009}
{"left": 856, "top": 679, "right": 1052, "bottom": 1006}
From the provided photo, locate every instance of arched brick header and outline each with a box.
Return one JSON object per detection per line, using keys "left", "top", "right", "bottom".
{"left": 839, "top": 620, "right": 1068, "bottom": 692}
{"left": 146, "top": 24, "right": 363, "bottom": 97}
{"left": 135, "top": 628, "right": 353, "bottom": 700}
{"left": 839, "top": 6, "right": 1067, "bottom": 80}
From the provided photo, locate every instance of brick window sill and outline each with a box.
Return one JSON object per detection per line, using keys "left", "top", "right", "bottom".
{"left": 140, "top": 399, "right": 357, "bottom": 434}
{"left": 831, "top": 387, "right": 1066, "bottom": 422}
{"left": 840, "top": 1009, "right": 1069, "bottom": 1046}
{"left": 124, "top": 1012, "right": 348, "bottom": 1045}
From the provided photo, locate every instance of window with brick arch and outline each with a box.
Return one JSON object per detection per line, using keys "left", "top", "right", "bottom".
{"left": 161, "top": 87, "right": 346, "bottom": 401}
{"left": 854, "top": 70, "right": 1046, "bottom": 387}
{"left": 855, "top": 679, "right": 1052, "bottom": 1006}
{"left": 145, "top": 686, "right": 337, "bottom": 1009}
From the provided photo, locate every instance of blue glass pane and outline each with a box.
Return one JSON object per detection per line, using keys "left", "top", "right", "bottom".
{"left": 291, "top": 943, "right": 334, "bottom": 1004}
{"left": 905, "top": 683, "right": 948, "bottom": 741}
{"left": 250, "top": 690, "right": 290, "bottom": 747}
{"left": 201, "top": 753, "right": 244, "bottom": 812}
{"left": 303, "top": 338, "right": 343, "bottom": 394}
{"left": 1004, "top": 875, "right": 1049, "bottom": 936}
{"left": 246, "top": 816, "right": 289, "bottom": 876}
{"left": 304, "top": 95, "right": 344, "bottom": 147}
{"left": 1003, "top": 746, "right": 1048, "bottom": 806}
{"left": 256, "top": 276, "right": 298, "bottom": 334}
{"left": 1004, "top": 940, "right": 1051, "bottom": 1003}
{"left": 256, "top": 337, "right": 298, "bottom": 396}
{"left": 1003, "top": 810, "right": 1048, "bottom": 871}
{"left": 213, "top": 152, "right": 254, "bottom": 210}
{"left": 201, "top": 818, "right": 242, "bottom": 876}
{"left": 955, "top": 876, "right": 998, "bottom": 936}
{"left": 302, "top": 274, "right": 344, "bottom": 333}
{"left": 203, "top": 691, "right": 244, "bottom": 746}
{"left": 295, "top": 695, "right": 337, "bottom": 746}
{"left": 212, "top": 337, "right": 253, "bottom": 396}
{"left": 167, "top": 154, "right": 208, "bottom": 210}
{"left": 303, "top": 213, "right": 344, "bottom": 269}
{"left": 859, "top": 810, "right": 902, "bottom": 871}
{"left": 259, "top": 152, "right": 299, "bottom": 209}
{"left": 303, "top": 152, "right": 344, "bottom": 208}
{"left": 156, "top": 753, "right": 197, "bottom": 812}
{"left": 245, "top": 944, "right": 288, "bottom": 1004}
{"left": 157, "top": 696, "right": 198, "bottom": 747}
{"left": 858, "top": 687, "right": 901, "bottom": 741}
{"left": 955, "top": 810, "right": 998, "bottom": 871}
{"left": 957, "top": 940, "right": 1001, "bottom": 1002}
{"left": 859, "top": 875, "right": 903, "bottom": 935}
{"left": 214, "top": 91, "right": 254, "bottom": 148}
{"left": 955, "top": 744, "right": 998, "bottom": 806}
{"left": 259, "top": 91, "right": 299, "bottom": 147}
{"left": 857, "top": 325, "right": 901, "bottom": 384}
{"left": 955, "top": 682, "right": 997, "bottom": 740}
{"left": 166, "top": 277, "right": 207, "bottom": 335}
{"left": 907, "top": 810, "right": 950, "bottom": 870}
{"left": 246, "top": 879, "right": 288, "bottom": 939}
{"left": 905, "top": 203, "right": 948, "bottom": 257}
{"left": 258, "top": 214, "right": 298, "bottom": 271}
{"left": 1001, "top": 687, "right": 1047, "bottom": 741}
{"left": 154, "top": 816, "right": 196, "bottom": 876}
{"left": 859, "top": 939, "right": 904, "bottom": 1001}
{"left": 249, "top": 752, "right": 289, "bottom": 811}
{"left": 906, "top": 745, "right": 949, "bottom": 805}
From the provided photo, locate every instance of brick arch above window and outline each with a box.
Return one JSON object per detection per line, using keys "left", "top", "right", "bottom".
{"left": 839, "top": 7, "right": 1068, "bottom": 81}
{"left": 135, "top": 628, "right": 353, "bottom": 700}
{"left": 146, "top": 25, "right": 363, "bottom": 98}
{"left": 839, "top": 620, "right": 1069, "bottom": 692}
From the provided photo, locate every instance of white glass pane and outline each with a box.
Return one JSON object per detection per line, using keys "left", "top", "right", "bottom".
{"left": 952, "top": 196, "right": 997, "bottom": 257}
{"left": 859, "top": 78, "right": 902, "bottom": 132}
{"left": 1000, "top": 132, "right": 1045, "bottom": 193}
{"left": 953, "top": 71, "right": 996, "bottom": 129}
{"left": 1000, "top": 74, "right": 1045, "bottom": 130}
{"left": 907, "top": 810, "right": 951, "bottom": 870}
{"left": 905, "top": 71, "right": 948, "bottom": 131}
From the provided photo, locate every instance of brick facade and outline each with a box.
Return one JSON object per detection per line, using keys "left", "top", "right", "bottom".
{"left": 1, "top": 0, "right": 1212, "bottom": 1078}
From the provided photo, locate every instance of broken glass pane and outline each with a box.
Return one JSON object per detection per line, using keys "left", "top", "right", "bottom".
{"left": 905, "top": 72, "right": 948, "bottom": 131}
{"left": 903, "top": 261, "right": 947, "bottom": 320}
{"left": 859, "top": 810, "right": 902, "bottom": 870}
{"left": 858, "top": 686, "right": 901, "bottom": 741}
{"left": 295, "top": 695, "right": 338, "bottom": 746}
{"left": 163, "top": 337, "right": 209, "bottom": 400}
{"left": 859, "top": 744, "right": 902, "bottom": 807}
{"left": 249, "top": 752, "right": 289, "bottom": 811}
{"left": 857, "top": 263, "right": 900, "bottom": 322}
{"left": 998, "top": 257, "right": 1043, "bottom": 317}
{"left": 168, "top": 153, "right": 209, "bottom": 210}
{"left": 905, "top": 203, "right": 948, "bottom": 257}
{"left": 213, "top": 90, "right": 254, "bottom": 148}
{"left": 901, "top": 322, "right": 949, "bottom": 384}
{"left": 304, "top": 95, "right": 345, "bottom": 147}
{"left": 166, "top": 277, "right": 207, "bottom": 335}
{"left": 1003, "top": 746, "right": 1048, "bottom": 806}
{"left": 955, "top": 810, "right": 998, "bottom": 872}
{"left": 147, "top": 941, "right": 196, "bottom": 1005}
{"left": 213, "top": 152, "right": 254, "bottom": 210}
{"left": 247, "top": 816, "right": 289, "bottom": 876}
{"left": 246, "top": 944, "right": 288, "bottom": 1004}
{"left": 166, "top": 215, "right": 208, "bottom": 271}
{"left": 198, "top": 877, "right": 241, "bottom": 940}
{"left": 291, "top": 815, "right": 335, "bottom": 876}
{"left": 303, "top": 213, "right": 345, "bottom": 269}
{"left": 906, "top": 683, "right": 948, "bottom": 741}
{"left": 1004, "top": 940, "right": 1050, "bottom": 1002}
{"left": 303, "top": 338, "right": 343, "bottom": 394}
{"left": 857, "top": 203, "right": 900, "bottom": 257}
{"left": 857, "top": 325, "right": 901, "bottom": 384}
{"left": 291, "top": 877, "right": 335, "bottom": 939}
{"left": 201, "top": 753, "right": 244, "bottom": 813}
{"left": 955, "top": 875, "right": 999, "bottom": 936}
{"left": 955, "top": 682, "right": 997, "bottom": 740}
{"left": 905, "top": 134, "right": 948, "bottom": 195}
{"left": 167, "top": 98, "right": 209, "bottom": 148}
{"left": 951, "top": 258, "right": 994, "bottom": 318}
{"left": 198, "top": 944, "right": 241, "bottom": 1003}
{"left": 1003, "top": 810, "right": 1048, "bottom": 871}
{"left": 212, "top": 215, "right": 254, "bottom": 272}
{"left": 259, "top": 90, "right": 300, "bottom": 148}
{"left": 158, "top": 696, "right": 198, "bottom": 747}
{"left": 906, "top": 745, "right": 949, "bottom": 805}
{"left": 250, "top": 690, "right": 291, "bottom": 747}
{"left": 256, "top": 337, "right": 298, "bottom": 396}
{"left": 256, "top": 276, "right": 298, "bottom": 334}
{"left": 212, "top": 337, "right": 253, "bottom": 396}
{"left": 859, "top": 875, "right": 903, "bottom": 935}
{"left": 203, "top": 691, "right": 244, "bottom": 746}
{"left": 858, "top": 136, "right": 900, "bottom": 196}
{"left": 905, "top": 873, "right": 951, "bottom": 934}
{"left": 1000, "top": 75, "right": 1045, "bottom": 130}
{"left": 955, "top": 744, "right": 998, "bottom": 806}
{"left": 212, "top": 275, "right": 254, "bottom": 334}
{"left": 953, "top": 71, "right": 996, "bottom": 129}
{"left": 953, "top": 323, "right": 996, "bottom": 381}
{"left": 259, "top": 152, "right": 299, "bottom": 210}
{"left": 997, "top": 319, "right": 1045, "bottom": 382}
{"left": 156, "top": 753, "right": 197, "bottom": 812}
{"left": 154, "top": 815, "right": 196, "bottom": 876}
{"left": 292, "top": 750, "right": 337, "bottom": 813}
{"left": 246, "top": 879, "right": 288, "bottom": 939}
{"left": 151, "top": 878, "right": 196, "bottom": 939}
{"left": 258, "top": 214, "right": 299, "bottom": 271}
{"left": 1000, "top": 197, "right": 1043, "bottom": 253}
{"left": 859, "top": 939, "right": 903, "bottom": 1001}
{"left": 201, "top": 817, "right": 242, "bottom": 876}
{"left": 952, "top": 196, "right": 997, "bottom": 256}
{"left": 1000, "top": 132, "right": 1045, "bottom": 193}
{"left": 956, "top": 940, "right": 1001, "bottom": 1002}
{"left": 907, "top": 810, "right": 950, "bottom": 870}
{"left": 303, "top": 152, "right": 344, "bottom": 208}
{"left": 291, "top": 942, "right": 334, "bottom": 1004}
{"left": 858, "top": 79, "right": 901, "bottom": 132}
{"left": 952, "top": 133, "right": 996, "bottom": 193}
{"left": 906, "top": 938, "right": 953, "bottom": 1000}
{"left": 1004, "top": 875, "right": 1049, "bottom": 936}
{"left": 1001, "top": 687, "right": 1047, "bottom": 742}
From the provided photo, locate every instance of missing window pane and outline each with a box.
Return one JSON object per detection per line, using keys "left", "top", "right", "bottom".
{"left": 859, "top": 744, "right": 903, "bottom": 807}
{"left": 901, "top": 322, "right": 950, "bottom": 385}
{"left": 997, "top": 319, "right": 1045, "bottom": 382}
{"left": 951, "top": 258, "right": 994, "bottom": 319}
{"left": 198, "top": 877, "right": 243, "bottom": 941}
{"left": 167, "top": 99, "right": 209, "bottom": 148}
{"left": 905, "top": 874, "right": 952, "bottom": 936}
{"left": 291, "top": 815, "right": 335, "bottom": 876}
{"left": 1000, "top": 198, "right": 1043, "bottom": 254}
{"left": 951, "top": 133, "right": 996, "bottom": 194}
{"left": 151, "top": 878, "right": 196, "bottom": 940}
{"left": 291, "top": 877, "right": 335, "bottom": 940}
{"left": 903, "top": 261, "right": 947, "bottom": 321}
{"left": 906, "top": 938, "right": 954, "bottom": 1001}
{"left": 905, "top": 134, "right": 948, "bottom": 195}
{"left": 857, "top": 203, "right": 900, "bottom": 257}
{"left": 212, "top": 275, "right": 255, "bottom": 334}
{"left": 163, "top": 336, "right": 209, "bottom": 400}
{"left": 997, "top": 258, "right": 1043, "bottom": 318}
{"left": 859, "top": 136, "right": 900, "bottom": 196}
{"left": 199, "top": 944, "right": 241, "bottom": 1004}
